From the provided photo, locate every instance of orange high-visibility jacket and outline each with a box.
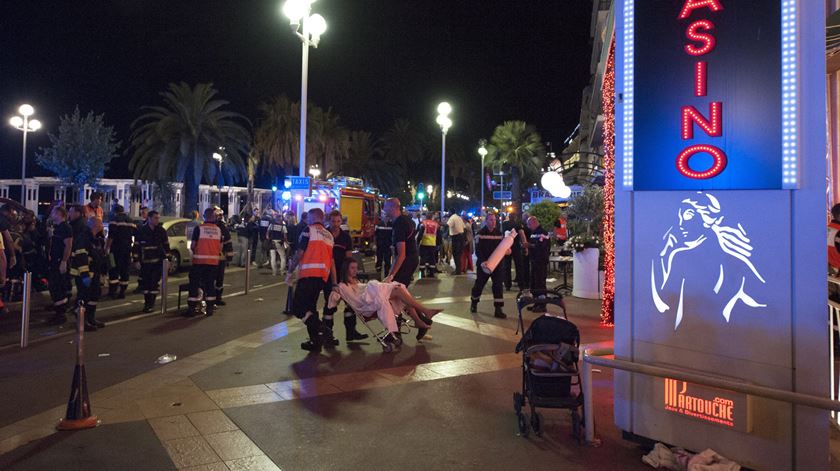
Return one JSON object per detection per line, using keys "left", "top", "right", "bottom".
{"left": 300, "top": 223, "right": 334, "bottom": 281}
{"left": 420, "top": 220, "right": 439, "bottom": 247}
{"left": 191, "top": 223, "right": 222, "bottom": 266}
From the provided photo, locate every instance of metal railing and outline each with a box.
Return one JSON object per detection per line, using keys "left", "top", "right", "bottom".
{"left": 582, "top": 346, "right": 840, "bottom": 445}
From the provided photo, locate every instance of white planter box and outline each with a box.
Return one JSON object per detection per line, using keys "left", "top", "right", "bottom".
{"left": 572, "top": 248, "right": 600, "bottom": 299}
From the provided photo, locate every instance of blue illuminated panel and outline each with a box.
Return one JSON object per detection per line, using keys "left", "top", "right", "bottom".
{"left": 626, "top": 0, "right": 792, "bottom": 191}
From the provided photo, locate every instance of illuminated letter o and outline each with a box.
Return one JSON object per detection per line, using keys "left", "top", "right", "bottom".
{"left": 676, "top": 145, "right": 727, "bottom": 179}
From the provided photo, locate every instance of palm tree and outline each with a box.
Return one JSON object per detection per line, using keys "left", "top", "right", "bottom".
{"left": 486, "top": 121, "right": 545, "bottom": 215}
{"left": 381, "top": 118, "right": 426, "bottom": 172}
{"left": 308, "top": 106, "right": 349, "bottom": 178}
{"left": 129, "top": 82, "right": 251, "bottom": 216}
{"left": 342, "top": 130, "right": 402, "bottom": 195}
{"left": 253, "top": 94, "right": 299, "bottom": 178}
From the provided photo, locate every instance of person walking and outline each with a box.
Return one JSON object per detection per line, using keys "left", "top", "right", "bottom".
{"left": 268, "top": 212, "right": 288, "bottom": 276}
{"left": 256, "top": 209, "right": 272, "bottom": 267}
{"left": 132, "top": 206, "right": 149, "bottom": 294}
{"left": 68, "top": 206, "right": 96, "bottom": 330}
{"left": 287, "top": 208, "right": 336, "bottom": 352}
{"left": 133, "top": 210, "right": 170, "bottom": 313}
{"left": 417, "top": 213, "right": 439, "bottom": 278}
{"left": 323, "top": 210, "right": 367, "bottom": 341}
{"left": 47, "top": 206, "right": 72, "bottom": 325}
{"left": 187, "top": 208, "right": 223, "bottom": 317}
{"left": 374, "top": 211, "right": 392, "bottom": 280}
{"left": 470, "top": 212, "right": 508, "bottom": 319}
{"left": 447, "top": 212, "right": 466, "bottom": 275}
{"left": 384, "top": 199, "right": 420, "bottom": 288}
{"left": 526, "top": 216, "right": 551, "bottom": 313}
{"left": 82, "top": 216, "right": 108, "bottom": 330}
{"left": 213, "top": 207, "right": 234, "bottom": 307}
{"left": 106, "top": 205, "right": 135, "bottom": 299}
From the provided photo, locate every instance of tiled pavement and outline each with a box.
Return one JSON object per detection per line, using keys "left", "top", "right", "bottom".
{"left": 0, "top": 275, "right": 649, "bottom": 470}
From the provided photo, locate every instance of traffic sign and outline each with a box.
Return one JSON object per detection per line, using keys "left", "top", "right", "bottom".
{"left": 286, "top": 176, "right": 311, "bottom": 190}
{"left": 493, "top": 191, "right": 512, "bottom": 200}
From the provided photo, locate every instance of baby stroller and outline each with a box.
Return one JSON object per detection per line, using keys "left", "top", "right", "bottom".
{"left": 513, "top": 290, "right": 584, "bottom": 440}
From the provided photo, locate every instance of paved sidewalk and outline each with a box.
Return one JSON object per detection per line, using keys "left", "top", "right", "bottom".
{"left": 0, "top": 273, "right": 650, "bottom": 470}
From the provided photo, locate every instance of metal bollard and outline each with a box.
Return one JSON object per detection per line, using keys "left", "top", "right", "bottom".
{"left": 245, "top": 249, "right": 251, "bottom": 294}
{"left": 581, "top": 357, "right": 599, "bottom": 446}
{"left": 270, "top": 249, "right": 277, "bottom": 276}
{"left": 20, "top": 272, "right": 32, "bottom": 348}
{"left": 160, "top": 259, "right": 170, "bottom": 315}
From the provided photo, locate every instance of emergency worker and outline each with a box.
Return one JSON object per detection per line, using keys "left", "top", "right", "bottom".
{"left": 384, "top": 199, "right": 419, "bottom": 287}
{"left": 502, "top": 212, "right": 527, "bottom": 291}
{"left": 84, "top": 192, "right": 104, "bottom": 222}
{"left": 106, "top": 204, "right": 135, "bottom": 299}
{"left": 268, "top": 212, "right": 288, "bottom": 275}
{"left": 187, "top": 207, "right": 223, "bottom": 317}
{"left": 287, "top": 208, "right": 336, "bottom": 352}
{"left": 417, "top": 213, "right": 439, "bottom": 278}
{"left": 83, "top": 216, "right": 108, "bottom": 330}
{"left": 374, "top": 211, "right": 392, "bottom": 279}
{"left": 470, "top": 213, "right": 508, "bottom": 319}
{"left": 213, "top": 207, "right": 234, "bottom": 306}
{"left": 526, "top": 216, "right": 551, "bottom": 313}
{"left": 132, "top": 206, "right": 150, "bottom": 294}
{"left": 68, "top": 206, "right": 96, "bottom": 330}
{"left": 133, "top": 210, "right": 169, "bottom": 313}
{"left": 323, "top": 210, "right": 367, "bottom": 342}
{"left": 47, "top": 206, "right": 72, "bottom": 324}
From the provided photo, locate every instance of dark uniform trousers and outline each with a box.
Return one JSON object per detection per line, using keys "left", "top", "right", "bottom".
{"left": 189, "top": 264, "right": 218, "bottom": 312}
{"left": 419, "top": 245, "right": 437, "bottom": 274}
{"left": 48, "top": 264, "right": 70, "bottom": 316}
{"left": 108, "top": 247, "right": 131, "bottom": 294}
{"left": 471, "top": 266, "right": 505, "bottom": 308}
{"left": 529, "top": 257, "right": 548, "bottom": 307}
{"left": 504, "top": 249, "right": 527, "bottom": 290}
{"left": 215, "top": 260, "right": 226, "bottom": 301}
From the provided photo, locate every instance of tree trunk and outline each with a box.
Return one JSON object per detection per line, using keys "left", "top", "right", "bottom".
{"left": 511, "top": 165, "right": 522, "bottom": 216}
{"left": 182, "top": 157, "right": 199, "bottom": 218}
{"left": 247, "top": 151, "right": 256, "bottom": 211}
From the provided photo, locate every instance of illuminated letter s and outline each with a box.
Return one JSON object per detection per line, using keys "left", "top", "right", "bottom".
{"left": 685, "top": 20, "right": 716, "bottom": 56}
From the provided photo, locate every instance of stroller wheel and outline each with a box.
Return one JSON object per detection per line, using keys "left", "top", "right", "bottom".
{"left": 531, "top": 411, "right": 542, "bottom": 436}
{"left": 517, "top": 412, "right": 530, "bottom": 437}
{"left": 513, "top": 392, "right": 524, "bottom": 412}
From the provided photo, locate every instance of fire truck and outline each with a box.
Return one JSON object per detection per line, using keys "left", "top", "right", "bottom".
{"left": 294, "top": 176, "right": 382, "bottom": 252}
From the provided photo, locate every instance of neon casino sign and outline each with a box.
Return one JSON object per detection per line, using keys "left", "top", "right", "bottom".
{"left": 623, "top": 0, "right": 798, "bottom": 190}
{"left": 663, "top": 378, "right": 750, "bottom": 431}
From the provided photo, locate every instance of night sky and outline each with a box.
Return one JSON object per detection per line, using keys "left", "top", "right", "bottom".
{"left": 0, "top": 0, "right": 593, "bottom": 186}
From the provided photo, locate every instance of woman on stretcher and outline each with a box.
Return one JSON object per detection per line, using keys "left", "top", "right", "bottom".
{"left": 327, "top": 259, "right": 442, "bottom": 345}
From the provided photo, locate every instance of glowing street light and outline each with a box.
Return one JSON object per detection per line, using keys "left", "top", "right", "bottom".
{"left": 309, "top": 164, "right": 321, "bottom": 178}
{"left": 435, "top": 101, "right": 452, "bottom": 213}
{"left": 9, "top": 104, "right": 42, "bottom": 205}
{"left": 478, "top": 139, "right": 488, "bottom": 213}
{"left": 282, "top": 0, "right": 327, "bottom": 177}
{"left": 212, "top": 151, "right": 224, "bottom": 206}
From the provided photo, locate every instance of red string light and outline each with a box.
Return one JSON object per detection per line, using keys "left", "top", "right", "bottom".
{"left": 685, "top": 20, "right": 716, "bottom": 56}
{"left": 676, "top": 144, "right": 727, "bottom": 179}
{"left": 600, "top": 39, "right": 616, "bottom": 326}
{"left": 681, "top": 102, "right": 722, "bottom": 139}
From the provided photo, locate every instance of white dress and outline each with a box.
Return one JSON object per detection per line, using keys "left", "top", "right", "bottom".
{"left": 327, "top": 280, "right": 406, "bottom": 333}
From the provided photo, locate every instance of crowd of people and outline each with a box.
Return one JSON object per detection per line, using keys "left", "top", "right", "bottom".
{"left": 0, "top": 189, "right": 568, "bottom": 349}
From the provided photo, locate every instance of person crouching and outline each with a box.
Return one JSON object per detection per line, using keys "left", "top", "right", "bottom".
{"left": 187, "top": 208, "right": 223, "bottom": 317}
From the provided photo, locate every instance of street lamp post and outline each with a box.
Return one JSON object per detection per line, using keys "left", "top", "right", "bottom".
{"left": 435, "top": 102, "right": 452, "bottom": 214}
{"left": 9, "top": 104, "right": 42, "bottom": 205}
{"left": 282, "top": 0, "right": 327, "bottom": 177}
{"left": 212, "top": 152, "right": 224, "bottom": 207}
{"left": 477, "top": 139, "right": 488, "bottom": 214}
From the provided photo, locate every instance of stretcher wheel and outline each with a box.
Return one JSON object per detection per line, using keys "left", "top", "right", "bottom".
{"left": 382, "top": 343, "right": 394, "bottom": 353}
{"left": 517, "top": 412, "right": 529, "bottom": 437}
{"left": 531, "top": 411, "right": 542, "bottom": 436}
{"left": 392, "top": 334, "right": 403, "bottom": 347}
